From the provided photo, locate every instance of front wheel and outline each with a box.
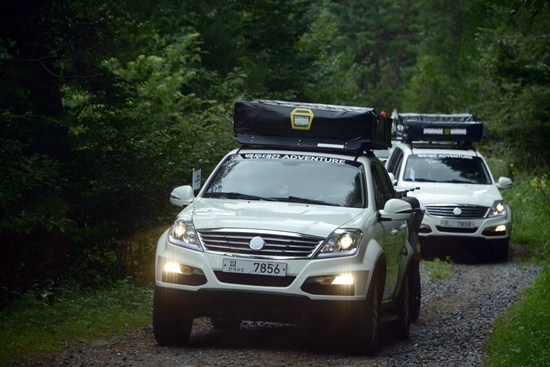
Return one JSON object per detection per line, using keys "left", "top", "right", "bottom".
{"left": 348, "top": 271, "right": 382, "bottom": 356}
{"left": 394, "top": 269, "right": 412, "bottom": 340}
{"left": 491, "top": 240, "right": 509, "bottom": 262}
{"left": 410, "top": 264, "right": 421, "bottom": 322}
{"left": 153, "top": 287, "right": 193, "bottom": 346}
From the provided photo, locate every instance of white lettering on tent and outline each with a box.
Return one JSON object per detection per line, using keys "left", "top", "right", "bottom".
{"left": 423, "top": 128, "right": 468, "bottom": 135}
{"left": 450, "top": 128, "right": 467, "bottom": 135}
{"left": 423, "top": 128, "right": 443, "bottom": 135}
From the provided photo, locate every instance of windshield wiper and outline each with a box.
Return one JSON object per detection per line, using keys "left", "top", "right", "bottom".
{"left": 285, "top": 196, "right": 341, "bottom": 206}
{"left": 203, "top": 192, "right": 277, "bottom": 201}
{"left": 404, "top": 178, "right": 436, "bottom": 183}
{"left": 441, "top": 179, "right": 475, "bottom": 184}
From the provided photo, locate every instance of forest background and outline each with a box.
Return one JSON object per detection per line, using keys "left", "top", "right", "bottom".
{"left": 1, "top": 0, "right": 549, "bottom": 305}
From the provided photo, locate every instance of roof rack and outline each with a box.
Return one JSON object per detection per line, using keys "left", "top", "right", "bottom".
{"left": 233, "top": 100, "right": 392, "bottom": 153}
{"left": 393, "top": 112, "right": 483, "bottom": 143}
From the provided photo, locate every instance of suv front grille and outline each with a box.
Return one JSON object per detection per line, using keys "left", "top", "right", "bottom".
{"left": 425, "top": 205, "right": 490, "bottom": 219}
{"left": 198, "top": 229, "right": 324, "bottom": 258}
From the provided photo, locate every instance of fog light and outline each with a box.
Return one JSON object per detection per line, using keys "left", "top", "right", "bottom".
{"left": 418, "top": 223, "right": 432, "bottom": 233}
{"left": 164, "top": 262, "right": 204, "bottom": 275}
{"left": 494, "top": 225, "right": 506, "bottom": 232}
{"left": 486, "top": 225, "right": 507, "bottom": 233}
{"left": 164, "top": 262, "right": 182, "bottom": 274}
{"left": 307, "top": 274, "right": 354, "bottom": 285}
{"left": 332, "top": 274, "right": 354, "bottom": 285}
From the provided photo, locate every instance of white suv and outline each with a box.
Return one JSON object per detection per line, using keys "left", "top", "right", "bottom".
{"left": 385, "top": 113, "right": 512, "bottom": 262}
{"left": 153, "top": 100, "right": 424, "bottom": 355}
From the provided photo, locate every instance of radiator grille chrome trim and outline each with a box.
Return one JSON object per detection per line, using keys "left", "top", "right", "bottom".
{"left": 198, "top": 229, "right": 324, "bottom": 259}
{"left": 425, "top": 204, "right": 490, "bottom": 219}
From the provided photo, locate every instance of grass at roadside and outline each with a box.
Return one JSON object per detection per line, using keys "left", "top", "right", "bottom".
{"left": 0, "top": 279, "right": 153, "bottom": 367}
{"left": 482, "top": 167, "right": 550, "bottom": 367}
{"left": 490, "top": 161, "right": 550, "bottom": 262}
{"left": 484, "top": 267, "right": 550, "bottom": 367}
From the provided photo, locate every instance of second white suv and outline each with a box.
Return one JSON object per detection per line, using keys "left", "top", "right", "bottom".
{"left": 385, "top": 113, "right": 512, "bottom": 262}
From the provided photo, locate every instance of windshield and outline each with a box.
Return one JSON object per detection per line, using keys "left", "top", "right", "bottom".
{"left": 203, "top": 153, "right": 366, "bottom": 208}
{"left": 403, "top": 153, "right": 491, "bottom": 184}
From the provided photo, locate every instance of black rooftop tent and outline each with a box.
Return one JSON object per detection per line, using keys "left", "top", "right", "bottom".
{"left": 233, "top": 100, "right": 392, "bottom": 152}
{"left": 395, "top": 113, "right": 483, "bottom": 143}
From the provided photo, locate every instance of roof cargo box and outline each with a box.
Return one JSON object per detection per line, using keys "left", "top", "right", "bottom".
{"left": 397, "top": 113, "right": 483, "bottom": 143}
{"left": 234, "top": 100, "right": 391, "bottom": 152}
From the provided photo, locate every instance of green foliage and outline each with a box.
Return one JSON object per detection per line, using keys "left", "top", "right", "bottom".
{"left": 164, "top": 0, "right": 323, "bottom": 101}
{"left": 58, "top": 29, "right": 240, "bottom": 287}
{"left": 0, "top": 135, "right": 77, "bottom": 304}
{"left": 499, "top": 168, "right": 550, "bottom": 263}
{"left": 470, "top": 2, "right": 550, "bottom": 168}
{"left": 0, "top": 0, "right": 241, "bottom": 302}
{"left": 0, "top": 138, "right": 71, "bottom": 235}
{"left": 326, "top": 0, "right": 419, "bottom": 110}
{"left": 402, "top": 0, "right": 490, "bottom": 113}
{"left": 422, "top": 257, "right": 453, "bottom": 280}
{"left": 0, "top": 279, "right": 153, "bottom": 367}
{"left": 484, "top": 266, "right": 550, "bottom": 367}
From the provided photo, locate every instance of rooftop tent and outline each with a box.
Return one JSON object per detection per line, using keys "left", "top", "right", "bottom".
{"left": 233, "top": 100, "right": 392, "bottom": 152}
{"left": 396, "top": 113, "right": 483, "bottom": 143}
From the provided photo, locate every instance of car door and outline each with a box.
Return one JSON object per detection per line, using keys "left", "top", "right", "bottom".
{"left": 371, "top": 162, "right": 408, "bottom": 298}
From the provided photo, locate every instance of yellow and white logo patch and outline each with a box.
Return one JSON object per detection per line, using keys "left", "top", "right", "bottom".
{"left": 290, "top": 108, "right": 314, "bottom": 130}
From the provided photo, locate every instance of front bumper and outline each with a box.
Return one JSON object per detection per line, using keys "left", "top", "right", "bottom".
{"left": 417, "top": 213, "right": 510, "bottom": 260}
{"left": 418, "top": 213, "right": 511, "bottom": 241}
{"left": 155, "top": 229, "right": 376, "bottom": 322}
{"left": 154, "top": 286, "right": 367, "bottom": 325}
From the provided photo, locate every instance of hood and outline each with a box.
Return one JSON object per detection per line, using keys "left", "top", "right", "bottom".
{"left": 186, "top": 199, "right": 363, "bottom": 237}
{"left": 406, "top": 183, "right": 503, "bottom": 207}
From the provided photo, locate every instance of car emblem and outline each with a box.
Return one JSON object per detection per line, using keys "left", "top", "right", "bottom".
{"left": 249, "top": 236, "right": 265, "bottom": 251}
{"left": 453, "top": 207, "right": 462, "bottom": 216}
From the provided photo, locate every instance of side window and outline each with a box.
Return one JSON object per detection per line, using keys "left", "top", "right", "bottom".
{"left": 371, "top": 162, "right": 396, "bottom": 210}
{"left": 387, "top": 148, "right": 404, "bottom": 177}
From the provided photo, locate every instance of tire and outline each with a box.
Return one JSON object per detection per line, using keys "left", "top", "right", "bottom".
{"left": 491, "top": 241, "right": 509, "bottom": 262}
{"left": 410, "top": 264, "right": 421, "bottom": 323}
{"left": 394, "top": 269, "right": 412, "bottom": 340}
{"left": 348, "top": 268, "right": 382, "bottom": 356}
{"left": 153, "top": 287, "right": 193, "bottom": 346}
{"left": 211, "top": 317, "right": 242, "bottom": 329}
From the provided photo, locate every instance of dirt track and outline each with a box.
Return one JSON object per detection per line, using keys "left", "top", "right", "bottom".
{"left": 12, "top": 260, "right": 539, "bottom": 367}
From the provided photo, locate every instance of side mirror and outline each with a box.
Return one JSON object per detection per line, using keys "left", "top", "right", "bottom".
{"left": 169, "top": 185, "right": 195, "bottom": 206}
{"left": 496, "top": 177, "right": 512, "bottom": 190}
{"left": 379, "top": 198, "right": 412, "bottom": 221}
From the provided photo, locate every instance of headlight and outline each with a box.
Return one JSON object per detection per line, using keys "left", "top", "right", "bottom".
{"left": 318, "top": 229, "right": 362, "bottom": 258}
{"left": 488, "top": 200, "right": 507, "bottom": 218}
{"left": 168, "top": 216, "right": 202, "bottom": 251}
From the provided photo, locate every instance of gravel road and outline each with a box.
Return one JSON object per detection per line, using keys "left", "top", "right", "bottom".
{"left": 13, "top": 259, "right": 539, "bottom": 367}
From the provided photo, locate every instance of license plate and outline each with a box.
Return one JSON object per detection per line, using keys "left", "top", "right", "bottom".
{"left": 440, "top": 219, "right": 475, "bottom": 229}
{"left": 222, "top": 259, "right": 287, "bottom": 277}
